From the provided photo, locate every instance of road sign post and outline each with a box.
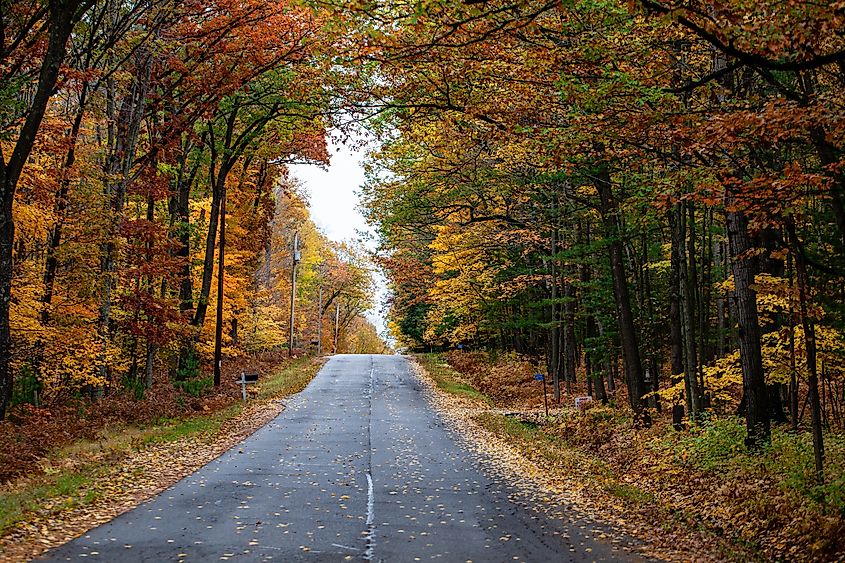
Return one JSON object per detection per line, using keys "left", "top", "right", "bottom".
{"left": 535, "top": 373, "right": 549, "bottom": 417}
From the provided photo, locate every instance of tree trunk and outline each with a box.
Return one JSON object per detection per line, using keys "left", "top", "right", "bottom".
{"left": 788, "top": 253, "right": 799, "bottom": 431}
{"left": 593, "top": 161, "right": 647, "bottom": 422}
{"left": 98, "top": 48, "right": 153, "bottom": 389}
{"left": 810, "top": 123, "right": 845, "bottom": 255}
{"left": 175, "top": 141, "right": 198, "bottom": 317}
{"left": 714, "top": 238, "right": 728, "bottom": 357}
{"left": 725, "top": 198, "right": 770, "bottom": 448}
{"left": 786, "top": 221, "right": 825, "bottom": 483}
{"left": 193, "top": 169, "right": 224, "bottom": 328}
{"left": 698, "top": 207, "right": 714, "bottom": 367}
{"left": 563, "top": 272, "right": 577, "bottom": 388}
{"left": 42, "top": 84, "right": 89, "bottom": 323}
{"left": 679, "top": 203, "right": 703, "bottom": 416}
{"left": 0, "top": 191, "right": 13, "bottom": 419}
{"left": 668, "top": 207, "right": 686, "bottom": 429}
{"left": 548, "top": 227, "right": 561, "bottom": 402}
{"left": 213, "top": 187, "right": 226, "bottom": 386}
{"left": 171, "top": 142, "right": 199, "bottom": 380}
{"left": 145, "top": 342, "right": 156, "bottom": 389}
{"left": 581, "top": 222, "right": 608, "bottom": 404}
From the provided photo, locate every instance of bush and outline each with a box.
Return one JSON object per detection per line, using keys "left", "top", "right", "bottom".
{"left": 666, "top": 416, "right": 845, "bottom": 516}
{"left": 176, "top": 349, "right": 201, "bottom": 381}
{"left": 121, "top": 376, "right": 146, "bottom": 401}
{"left": 11, "top": 365, "right": 40, "bottom": 407}
{"left": 173, "top": 377, "right": 214, "bottom": 398}
{"left": 672, "top": 416, "right": 747, "bottom": 472}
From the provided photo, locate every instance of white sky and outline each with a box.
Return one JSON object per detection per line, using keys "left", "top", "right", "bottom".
{"left": 287, "top": 135, "right": 389, "bottom": 337}
{"left": 289, "top": 139, "right": 370, "bottom": 242}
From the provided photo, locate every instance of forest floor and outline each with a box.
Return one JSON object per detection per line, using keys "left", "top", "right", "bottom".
{"left": 0, "top": 353, "right": 322, "bottom": 562}
{"left": 412, "top": 352, "right": 845, "bottom": 563}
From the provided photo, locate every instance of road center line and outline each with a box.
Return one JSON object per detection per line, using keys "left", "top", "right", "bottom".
{"left": 366, "top": 472, "right": 375, "bottom": 527}
{"left": 364, "top": 364, "right": 376, "bottom": 561}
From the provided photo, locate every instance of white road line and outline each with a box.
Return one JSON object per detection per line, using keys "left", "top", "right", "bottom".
{"left": 365, "top": 363, "right": 376, "bottom": 561}
{"left": 331, "top": 543, "right": 360, "bottom": 551}
{"left": 364, "top": 472, "right": 375, "bottom": 561}
{"left": 366, "top": 472, "right": 374, "bottom": 526}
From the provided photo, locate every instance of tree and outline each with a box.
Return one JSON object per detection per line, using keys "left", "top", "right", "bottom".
{"left": 0, "top": 0, "right": 95, "bottom": 419}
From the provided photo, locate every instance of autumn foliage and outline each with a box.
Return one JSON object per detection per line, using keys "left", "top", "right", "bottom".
{"left": 2, "top": 0, "right": 845, "bottom": 559}
{"left": 0, "top": 1, "right": 378, "bottom": 423}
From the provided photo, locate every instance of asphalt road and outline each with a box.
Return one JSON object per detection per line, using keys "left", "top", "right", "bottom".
{"left": 41, "top": 354, "right": 644, "bottom": 562}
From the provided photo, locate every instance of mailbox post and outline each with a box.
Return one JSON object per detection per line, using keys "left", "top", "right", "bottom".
{"left": 535, "top": 373, "right": 549, "bottom": 417}
{"left": 237, "top": 372, "right": 259, "bottom": 401}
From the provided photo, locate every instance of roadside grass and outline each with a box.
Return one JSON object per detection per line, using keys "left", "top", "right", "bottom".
{"left": 0, "top": 356, "right": 321, "bottom": 537}
{"left": 414, "top": 353, "right": 492, "bottom": 404}
{"left": 473, "top": 411, "right": 605, "bottom": 475}
{"left": 254, "top": 356, "right": 319, "bottom": 400}
{"left": 0, "top": 469, "right": 103, "bottom": 535}
{"left": 138, "top": 406, "right": 243, "bottom": 446}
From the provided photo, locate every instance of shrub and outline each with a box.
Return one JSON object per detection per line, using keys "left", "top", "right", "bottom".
{"left": 176, "top": 349, "right": 201, "bottom": 381}
{"left": 173, "top": 377, "right": 214, "bottom": 398}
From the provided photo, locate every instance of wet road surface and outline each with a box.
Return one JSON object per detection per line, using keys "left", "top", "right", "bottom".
{"left": 41, "top": 354, "right": 644, "bottom": 562}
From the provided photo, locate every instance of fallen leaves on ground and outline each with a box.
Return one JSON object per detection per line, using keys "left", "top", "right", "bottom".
{"left": 413, "top": 354, "right": 845, "bottom": 562}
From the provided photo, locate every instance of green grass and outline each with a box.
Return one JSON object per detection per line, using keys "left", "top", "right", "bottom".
{"left": 0, "top": 469, "right": 100, "bottom": 533}
{"left": 603, "top": 482, "right": 655, "bottom": 505}
{"left": 659, "top": 416, "right": 845, "bottom": 514}
{"left": 414, "top": 353, "right": 492, "bottom": 404}
{"left": 255, "top": 356, "right": 320, "bottom": 400}
{"left": 140, "top": 407, "right": 241, "bottom": 446}
{"left": 0, "top": 356, "right": 321, "bottom": 536}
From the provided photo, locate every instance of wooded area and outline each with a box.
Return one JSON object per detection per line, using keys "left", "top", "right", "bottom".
{"left": 0, "top": 0, "right": 380, "bottom": 425}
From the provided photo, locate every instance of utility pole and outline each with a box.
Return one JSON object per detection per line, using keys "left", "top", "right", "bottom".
{"left": 317, "top": 283, "right": 323, "bottom": 355}
{"left": 289, "top": 232, "right": 300, "bottom": 358}
{"left": 333, "top": 301, "right": 340, "bottom": 354}
{"left": 213, "top": 187, "right": 226, "bottom": 386}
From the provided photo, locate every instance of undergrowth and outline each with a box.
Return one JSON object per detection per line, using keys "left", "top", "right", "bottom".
{"left": 416, "top": 353, "right": 493, "bottom": 404}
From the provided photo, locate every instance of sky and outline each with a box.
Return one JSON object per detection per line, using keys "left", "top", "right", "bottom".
{"left": 288, "top": 139, "right": 370, "bottom": 242}
{"left": 287, "top": 135, "right": 389, "bottom": 337}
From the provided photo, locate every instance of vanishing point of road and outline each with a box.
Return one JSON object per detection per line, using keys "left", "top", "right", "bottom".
{"left": 40, "top": 355, "right": 644, "bottom": 562}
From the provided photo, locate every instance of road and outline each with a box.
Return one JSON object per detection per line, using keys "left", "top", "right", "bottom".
{"left": 41, "top": 354, "right": 644, "bottom": 562}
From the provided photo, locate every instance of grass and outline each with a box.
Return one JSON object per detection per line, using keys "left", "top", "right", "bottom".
{"left": 603, "top": 482, "right": 655, "bottom": 505}
{"left": 255, "top": 356, "right": 320, "bottom": 400}
{"left": 0, "top": 356, "right": 321, "bottom": 537}
{"left": 658, "top": 416, "right": 845, "bottom": 515}
{"left": 414, "top": 353, "right": 492, "bottom": 404}
{"left": 474, "top": 411, "right": 609, "bottom": 478}
{"left": 139, "top": 407, "right": 241, "bottom": 446}
{"left": 0, "top": 469, "right": 100, "bottom": 534}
